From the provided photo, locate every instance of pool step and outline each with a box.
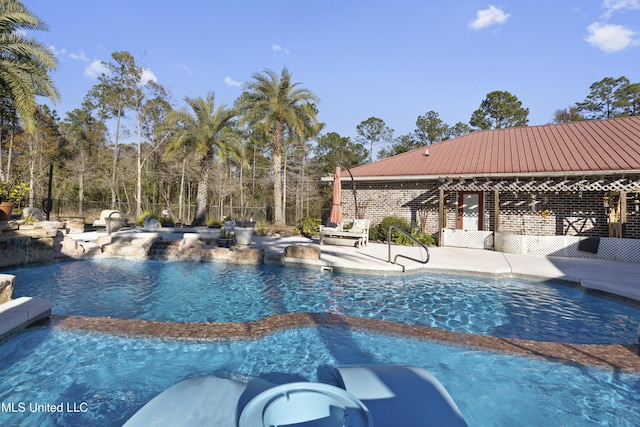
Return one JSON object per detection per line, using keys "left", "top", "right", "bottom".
{"left": 0, "top": 297, "right": 52, "bottom": 340}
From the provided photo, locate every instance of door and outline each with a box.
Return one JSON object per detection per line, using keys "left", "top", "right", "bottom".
{"left": 457, "top": 192, "right": 483, "bottom": 231}
{"left": 607, "top": 191, "right": 627, "bottom": 238}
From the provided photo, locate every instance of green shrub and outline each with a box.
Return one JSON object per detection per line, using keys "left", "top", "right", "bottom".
{"left": 207, "top": 218, "right": 223, "bottom": 227}
{"left": 137, "top": 211, "right": 157, "bottom": 226}
{"left": 396, "top": 229, "right": 436, "bottom": 246}
{"left": 159, "top": 216, "right": 174, "bottom": 226}
{"left": 296, "top": 216, "right": 320, "bottom": 237}
{"left": 253, "top": 223, "right": 268, "bottom": 236}
{"left": 370, "top": 216, "right": 410, "bottom": 242}
{"left": 370, "top": 216, "right": 435, "bottom": 246}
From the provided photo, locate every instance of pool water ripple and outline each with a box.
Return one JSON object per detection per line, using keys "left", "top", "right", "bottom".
{"left": 0, "top": 327, "right": 639, "bottom": 426}
{"left": 6, "top": 259, "right": 640, "bottom": 344}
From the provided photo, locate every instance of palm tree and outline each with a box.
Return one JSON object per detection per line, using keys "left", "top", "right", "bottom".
{"left": 164, "top": 92, "right": 235, "bottom": 226}
{"left": 0, "top": 0, "right": 59, "bottom": 132}
{"left": 238, "top": 67, "right": 319, "bottom": 225}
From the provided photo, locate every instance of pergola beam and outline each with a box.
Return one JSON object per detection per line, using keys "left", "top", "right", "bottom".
{"left": 439, "top": 176, "right": 640, "bottom": 193}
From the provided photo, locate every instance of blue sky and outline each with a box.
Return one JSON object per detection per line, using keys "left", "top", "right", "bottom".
{"left": 29, "top": 1, "right": 640, "bottom": 145}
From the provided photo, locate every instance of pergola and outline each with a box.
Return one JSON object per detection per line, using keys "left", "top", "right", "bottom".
{"left": 436, "top": 174, "right": 640, "bottom": 241}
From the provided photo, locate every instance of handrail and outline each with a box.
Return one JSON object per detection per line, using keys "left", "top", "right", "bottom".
{"left": 387, "top": 225, "right": 430, "bottom": 272}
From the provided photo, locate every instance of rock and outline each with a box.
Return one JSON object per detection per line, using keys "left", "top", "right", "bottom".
{"left": 101, "top": 236, "right": 159, "bottom": 258}
{"left": 284, "top": 244, "right": 321, "bottom": 260}
{"left": 58, "top": 236, "right": 86, "bottom": 257}
{"left": 0, "top": 275, "right": 15, "bottom": 304}
{"left": 97, "top": 235, "right": 112, "bottom": 247}
{"left": 228, "top": 248, "right": 264, "bottom": 265}
{"left": 23, "top": 207, "right": 44, "bottom": 221}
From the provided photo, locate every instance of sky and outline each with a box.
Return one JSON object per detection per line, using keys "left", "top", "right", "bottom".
{"left": 27, "top": 0, "right": 640, "bottom": 148}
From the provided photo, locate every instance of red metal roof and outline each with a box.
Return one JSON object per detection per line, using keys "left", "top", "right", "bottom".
{"left": 345, "top": 116, "right": 640, "bottom": 180}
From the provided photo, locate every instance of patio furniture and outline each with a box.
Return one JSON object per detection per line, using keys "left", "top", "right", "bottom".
{"left": 93, "top": 210, "right": 129, "bottom": 233}
{"left": 319, "top": 219, "right": 370, "bottom": 247}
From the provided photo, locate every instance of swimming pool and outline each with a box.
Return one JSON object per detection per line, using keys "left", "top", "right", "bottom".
{"left": 0, "top": 327, "right": 638, "bottom": 426}
{"left": 7, "top": 259, "right": 640, "bottom": 344}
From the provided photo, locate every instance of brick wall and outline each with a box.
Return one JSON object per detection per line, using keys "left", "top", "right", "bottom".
{"left": 341, "top": 180, "right": 639, "bottom": 239}
{"left": 496, "top": 191, "right": 608, "bottom": 236}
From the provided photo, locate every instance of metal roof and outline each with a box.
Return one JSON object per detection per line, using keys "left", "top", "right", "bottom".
{"left": 342, "top": 116, "right": 640, "bottom": 181}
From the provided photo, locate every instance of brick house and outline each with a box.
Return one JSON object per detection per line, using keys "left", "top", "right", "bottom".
{"left": 327, "top": 116, "right": 640, "bottom": 261}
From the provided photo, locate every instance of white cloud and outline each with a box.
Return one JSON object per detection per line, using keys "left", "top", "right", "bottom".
{"left": 603, "top": 0, "right": 640, "bottom": 18}
{"left": 585, "top": 22, "right": 638, "bottom": 52}
{"left": 84, "top": 59, "right": 109, "bottom": 79}
{"left": 140, "top": 68, "right": 157, "bottom": 85}
{"left": 178, "top": 63, "right": 192, "bottom": 76}
{"left": 49, "top": 45, "right": 66, "bottom": 57}
{"left": 69, "top": 51, "right": 89, "bottom": 62}
{"left": 224, "top": 76, "right": 243, "bottom": 87}
{"left": 604, "top": 0, "right": 640, "bottom": 12}
{"left": 272, "top": 43, "right": 290, "bottom": 55}
{"left": 469, "top": 5, "right": 510, "bottom": 30}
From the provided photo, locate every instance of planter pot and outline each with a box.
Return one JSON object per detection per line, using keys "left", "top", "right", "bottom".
{"left": 0, "top": 201, "right": 16, "bottom": 221}
{"left": 105, "top": 217, "right": 129, "bottom": 234}
{"left": 217, "top": 238, "right": 233, "bottom": 248}
{"left": 233, "top": 226, "right": 254, "bottom": 245}
{"left": 236, "top": 221, "right": 256, "bottom": 228}
{"left": 223, "top": 221, "right": 235, "bottom": 230}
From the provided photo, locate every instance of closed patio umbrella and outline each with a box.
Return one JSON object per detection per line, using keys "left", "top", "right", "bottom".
{"left": 329, "top": 166, "right": 343, "bottom": 225}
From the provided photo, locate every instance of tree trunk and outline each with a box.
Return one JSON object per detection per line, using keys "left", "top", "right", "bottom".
{"left": 110, "top": 108, "right": 122, "bottom": 210}
{"left": 78, "top": 172, "right": 85, "bottom": 216}
{"left": 136, "top": 115, "right": 142, "bottom": 218}
{"left": 178, "top": 158, "right": 186, "bottom": 223}
{"left": 271, "top": 121, "right": 285, "bottom": 225}
{"left": 282, "top": 149, "right": 287, "bottom": 224}
{"left": 5, "top": 129, "right": 14, "bottom": 182}
{"left": 239, "top": 162, "right": 244, "bottom": 218}
{"left": 28, "top": 131, "right": 38, "bottom": 208}
{"left": 0, "top": 119, "right": 4, "bottom": 181}
{"left": 192, "top": 157, "right": 210, "bottom": 226}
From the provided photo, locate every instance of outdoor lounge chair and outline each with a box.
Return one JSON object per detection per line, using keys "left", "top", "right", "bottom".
{"left": 319, "top": 219, "right": 370, "bottom": 247}
{"left": 93, "top": 210, "right": 123, "bottom": 227}
{"left": 93, "top": 210, "right": 130, "bottom": 233}
{"left": 333, "top": 365, "right": 467, "bottom": 427}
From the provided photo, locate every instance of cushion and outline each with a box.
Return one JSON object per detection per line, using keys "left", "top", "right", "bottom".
{"left": 351, "top": 219, "right": 367, "bottom": 233}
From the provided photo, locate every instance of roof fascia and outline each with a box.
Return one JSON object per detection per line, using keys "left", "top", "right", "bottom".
{"left": 323, "top": 170, "right": 640, "bottom": 182}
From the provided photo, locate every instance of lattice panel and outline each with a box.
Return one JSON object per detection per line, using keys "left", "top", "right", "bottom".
{"left": 442, "top": 229, "right": 494, "bottom": 249}
{"left": 597, "top": 238, "right": 640, "bottom": 263}
{"left": 495, "top": 234, "right": 640, "bottom": 262}
{"left": 440, "top": 177, "right": 640, "bottom": 193}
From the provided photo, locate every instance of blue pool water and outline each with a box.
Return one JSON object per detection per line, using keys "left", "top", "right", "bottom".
{"left": 0, "top": 327, "right": 639, "bottom": 426}
{"left": 7, "top": 259, "right": 640, "bottom": 344}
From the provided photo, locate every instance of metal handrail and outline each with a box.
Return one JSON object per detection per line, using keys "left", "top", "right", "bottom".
{"left": 387, "top": 225, "right": 430, "bottom": 271}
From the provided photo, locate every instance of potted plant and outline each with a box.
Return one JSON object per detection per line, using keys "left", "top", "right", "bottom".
{"left": 207, "top": 218, "right": 222, "bottom": 228}
{"left": 217, "top": 228, "right": 234, "bottom": 248}
{"left": 0, "top": 181, "right": 29, "bottom": 221}
{"left": 236, "top": 212, "right": 256, "bottom": 228}
{"left": 234, "top": 215, "right": 256, "bottom": 245}
{"left": 223, "top": 215, "right": 235, "bottom": 230}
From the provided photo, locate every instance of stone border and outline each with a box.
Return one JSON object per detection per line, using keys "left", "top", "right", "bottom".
{"left": 52, "top": 312, "right": 640, "bottom": 373}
